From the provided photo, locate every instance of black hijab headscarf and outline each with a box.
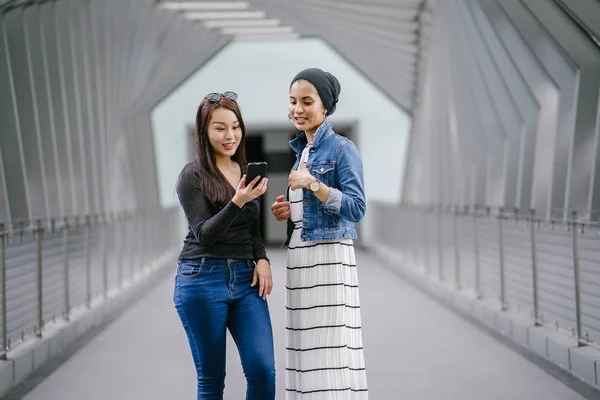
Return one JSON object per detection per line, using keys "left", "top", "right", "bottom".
{"left": 290, "top": 68, "right": 341, "bottom": 116}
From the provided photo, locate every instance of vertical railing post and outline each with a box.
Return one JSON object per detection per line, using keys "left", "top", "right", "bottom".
{"left": 437, "top": 205, "right": 444, "bottom": 281}
{"left": 529, "top": 209, "right": 540, "bottom": 325}
{"left": 85, "top": 216, "right": 91, "bottom": 308}
{"left": 408, "top": 206, "right": 414, "bottom": 267}
{"left": 473, "top": 206, "right": 482, "bottom": 298}
{"left": 129, "top": 212, "right": 135, "bottom": 281}
{"left": 63, "top": 217, "right": 70, "bottom": 321}
{"left": 131, "top": 213, "right": 137, "bottom": 278}
{"left": 571, "top": 211, "right": 584, "bottom": 344}
{"left": 117, "top": 212, "right": 123, "bottom": 288}
{"left": 410, "top": 207, "right": 419, "bottom": 267}
{"left": 0, "top": 223, "right": 8, "bottom": 357}
{"left": 140, "top": 211, "right": 146, "bottom": 273}
{"left": 498, "top": 207, "right": 507, "bottom": 310}
{"left": 399, "top": 207, "right": 405, "bottom": 261}
{"left": 416, "top": 207, "right": 422, "bottom": 267}
{"left": 36, "top": 219, "right": 44, "bottom": 337}
{"left": 19, "top": 221, "right": 25, "bottom": 242}
{"left": 102, "top": 213, "right": 108, "bottom": 298}
{"left": 423, "top": 206, "right": 431, "bottom": 275}
{"left": 157, "top": 210, "right": 162, "bottom": 264}
{"left": 153, "top": 211, "right": 158, "bottom": 266}
{"left": 453, "top": 205, "right": 461, "bottom": 290}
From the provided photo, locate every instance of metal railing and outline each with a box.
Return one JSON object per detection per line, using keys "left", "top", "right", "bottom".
{"left": 373, "top": 203, "right": 600, "bottom": 350}
{"left": 0, "top": 206, "right": 181, "bottom": 359}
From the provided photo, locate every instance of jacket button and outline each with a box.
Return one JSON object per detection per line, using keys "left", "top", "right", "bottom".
{"left": 320, "top": 167, "right": 324, "bottom": 172}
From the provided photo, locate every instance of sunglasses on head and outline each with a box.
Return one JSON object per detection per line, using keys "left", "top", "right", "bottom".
{"left": 204, "top": 91, "right": 238, "bottom": 103}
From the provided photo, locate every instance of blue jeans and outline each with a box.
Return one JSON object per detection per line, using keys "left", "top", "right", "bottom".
{"left": 173, "top": 258, "right": 276, "bottom": 400}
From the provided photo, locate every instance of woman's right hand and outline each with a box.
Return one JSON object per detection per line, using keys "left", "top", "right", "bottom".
{"left": 271, "top": 195, "right": 291, "bottom": 222}
{"left": 232, "top": 175, "right": 268, "bottom": 208}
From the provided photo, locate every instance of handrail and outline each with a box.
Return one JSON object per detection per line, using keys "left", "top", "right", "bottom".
{"left": 0, "top": 206, "right": 165, "bottom": 235}
{"left": 0, "top": 206, "right": 181, "bottom": 359}
{"left": 376, "top": 202, "right": 600, "bottom": 350}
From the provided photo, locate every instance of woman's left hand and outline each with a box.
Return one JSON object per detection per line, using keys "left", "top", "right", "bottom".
{"left": 289, "top": 162, "right": 314, "bottom": 190}
{"left": 251, "top": 259, "right": 273, "bottom": 300}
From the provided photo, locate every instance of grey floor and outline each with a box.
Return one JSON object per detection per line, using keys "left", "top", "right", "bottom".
{"left": 21, "top": 248, "right": 588, "bottom": 400}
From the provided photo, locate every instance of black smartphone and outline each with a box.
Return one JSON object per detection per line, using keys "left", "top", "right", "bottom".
{"left": 246, "top": 162, "right": 268, "bottom": 188}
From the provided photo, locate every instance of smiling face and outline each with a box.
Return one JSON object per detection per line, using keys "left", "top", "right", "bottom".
{"left": 207, "top": 107, "right": 242, "bottom": 160}
{"left": 289, "top": 80, "right": 327, "bottom": 136}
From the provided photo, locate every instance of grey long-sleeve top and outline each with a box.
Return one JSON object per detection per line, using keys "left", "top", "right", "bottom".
{"left": 176, "top": 162, "right": 269, "bottom": 264}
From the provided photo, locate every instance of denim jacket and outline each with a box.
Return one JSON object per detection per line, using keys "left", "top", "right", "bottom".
{"left": 283, "top": 121, "right": 366, "bottom": 246}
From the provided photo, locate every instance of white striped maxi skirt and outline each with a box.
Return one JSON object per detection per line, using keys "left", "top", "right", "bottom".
{"left": 285, "top": 226, "right": 369, "bottom": 398}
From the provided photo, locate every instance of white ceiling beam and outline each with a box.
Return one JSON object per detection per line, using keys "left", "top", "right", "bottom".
{"left": 159, "top": 2, "right": 249, "bottom": 11}
{"left": 221, "top": 26, "right": 294, "bottom": 35}
{"left": 232, "top": 33, "right": 300, "bottom": 41}
{"left": 203, "top": 19, "right": 280, "bottom": 28}
{"left": 184, "top": 10, "right": 267, "bottom": 19}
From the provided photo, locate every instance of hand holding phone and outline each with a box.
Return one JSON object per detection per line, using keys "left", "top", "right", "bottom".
{"left": 232, "top": 163, "right": 268, "bottom": 208}
{"left": 246, "top": 162, "right": 268, "bottom": 189}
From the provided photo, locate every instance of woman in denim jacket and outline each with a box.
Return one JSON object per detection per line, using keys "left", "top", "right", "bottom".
{"left": 271, "top": 68, "right": 369, "bottom": 399}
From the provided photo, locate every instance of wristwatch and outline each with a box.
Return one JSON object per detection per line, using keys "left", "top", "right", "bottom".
{"left": 309, "top": 179, "right": 320, "bottom": 193}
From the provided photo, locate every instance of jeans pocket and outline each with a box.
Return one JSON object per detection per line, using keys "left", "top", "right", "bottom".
{"left": 245, "top": 261, "right": 256, "bottom": 273}
{"left": 177, "top": 264, "right": 204, "bottom": 279}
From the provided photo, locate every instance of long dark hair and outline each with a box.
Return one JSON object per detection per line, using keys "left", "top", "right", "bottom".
{"left": 195, "top": 96, "right": 247, "bottom": 207}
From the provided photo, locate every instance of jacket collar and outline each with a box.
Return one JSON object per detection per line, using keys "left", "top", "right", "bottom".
{"left": 289, "top": 121, "right": 333, "bottom": 154}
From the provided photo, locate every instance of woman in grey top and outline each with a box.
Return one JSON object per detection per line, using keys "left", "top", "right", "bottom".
{"left": 174, "top": 91, "right": 275, "bottom": 400}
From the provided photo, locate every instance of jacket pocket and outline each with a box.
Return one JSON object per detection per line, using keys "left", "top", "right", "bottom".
{"left": 311, "top": 163, "right": 335, "bottom": 187}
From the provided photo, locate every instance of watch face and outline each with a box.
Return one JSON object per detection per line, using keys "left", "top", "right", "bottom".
{"left": 310, "top": 181, "right": 320, "bottom": 192}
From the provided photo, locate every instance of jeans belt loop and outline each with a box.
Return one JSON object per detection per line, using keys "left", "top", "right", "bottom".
{"left": 200, "top": 258, "right": 205, "bottom": 268}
